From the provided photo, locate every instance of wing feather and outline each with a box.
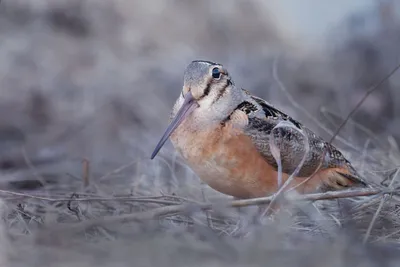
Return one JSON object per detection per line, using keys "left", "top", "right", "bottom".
{"left": 241, "top": 93, "right": 367, "bottom": 187}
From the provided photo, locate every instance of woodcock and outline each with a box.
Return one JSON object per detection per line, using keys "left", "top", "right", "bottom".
{"left": 151, "top": 60, "right": 368, "bottom": 199}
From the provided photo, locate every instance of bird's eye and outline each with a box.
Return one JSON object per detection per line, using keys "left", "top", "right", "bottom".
{"left": 212, "top": 67, "right": 221, "bottom": 79}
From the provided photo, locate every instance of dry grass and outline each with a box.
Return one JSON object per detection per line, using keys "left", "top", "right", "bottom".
{"left": 0, "top": 0, "right": 400, "bottom": 266}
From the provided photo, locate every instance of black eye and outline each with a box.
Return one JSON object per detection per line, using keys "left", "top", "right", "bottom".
{"left": 212, "top": 67, "right": 221, "bottom": 79}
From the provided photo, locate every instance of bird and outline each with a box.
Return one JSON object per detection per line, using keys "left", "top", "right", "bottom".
{"left": 150, "top": 60, "right": 368, "bottom": 199}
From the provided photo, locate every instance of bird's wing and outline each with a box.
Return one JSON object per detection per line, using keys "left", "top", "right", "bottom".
{"left": 240, "top": 93, "right": 367, "bottom": 187}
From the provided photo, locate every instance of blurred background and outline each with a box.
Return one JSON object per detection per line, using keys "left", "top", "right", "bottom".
{"left": 1, "top": 0, "right": 400, "bottom": 266}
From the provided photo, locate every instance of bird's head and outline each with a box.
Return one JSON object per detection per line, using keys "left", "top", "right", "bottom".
{"left": 151, "top": 60, "right": 241, "bottom": 159}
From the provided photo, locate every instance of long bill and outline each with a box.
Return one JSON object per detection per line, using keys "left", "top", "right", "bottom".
{"left": 150, "top": 91, "right": 198, "bottom": 159}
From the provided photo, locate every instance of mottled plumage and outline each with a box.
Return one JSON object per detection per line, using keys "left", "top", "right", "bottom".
{"left": 151, "top": 60, "right": 368, "bottom": 198}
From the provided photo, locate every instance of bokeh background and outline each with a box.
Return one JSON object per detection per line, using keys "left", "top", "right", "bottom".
{"left": 1, "top": 0, "right": 400, "bottom": 266}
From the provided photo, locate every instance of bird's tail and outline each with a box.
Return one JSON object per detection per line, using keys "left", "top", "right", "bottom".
{"left": 319, "top": 166, "right": 369, "bottom": 191}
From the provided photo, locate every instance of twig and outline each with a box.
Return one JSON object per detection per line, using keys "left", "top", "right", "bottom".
{"left": 273, "top": 56, "right": 400, "bottom": 182}
{"left": 21, "top": 147, "right": 49, "bottom": 196}
{"left": 320, "top": 107, "right": 387, "bottom": 150}
{"left": 159, "top": 194, "right": 204, "bottom": 204}
{"left": 317, "top": 59, "right": 400, "bottom": 184}
{"left": 363, "top": 167, "right": 400, "bottom": 244}
{"left": 0, "top": 189, "right": 56, "bottom": 201}
{"left": 54, "top": 188, "right": 384, "bottom": 231}
{"left": 82, "top": 158, "right": 90, "bottom": 187}
{"left": 362, "top": 195, "right": 388, "bottom": 244}
{"left": 98, "top": 160, "right": 138, "bottom": 181}
{"left": 359, "top": 139, "right": 371, "bottom": 176}
{"left": 326, "top": 62, "right": 400, "bottom": 146}
{"left": 374, "top": 227, "right": 400, "bottom": 243}
{"left": 272, "top": 55, "right": 361, "bottom": 152}
{"left": 201, "top": 182, "right": 213, "bottom": 228}
{"left": 262, "top": 121, "right": 310, "bottom": 216}
{"left": 0, "top": 189, "right": 180, "bottom": 205}
{"left": 67, "top": 193, "right": 82, "bottom": 220}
